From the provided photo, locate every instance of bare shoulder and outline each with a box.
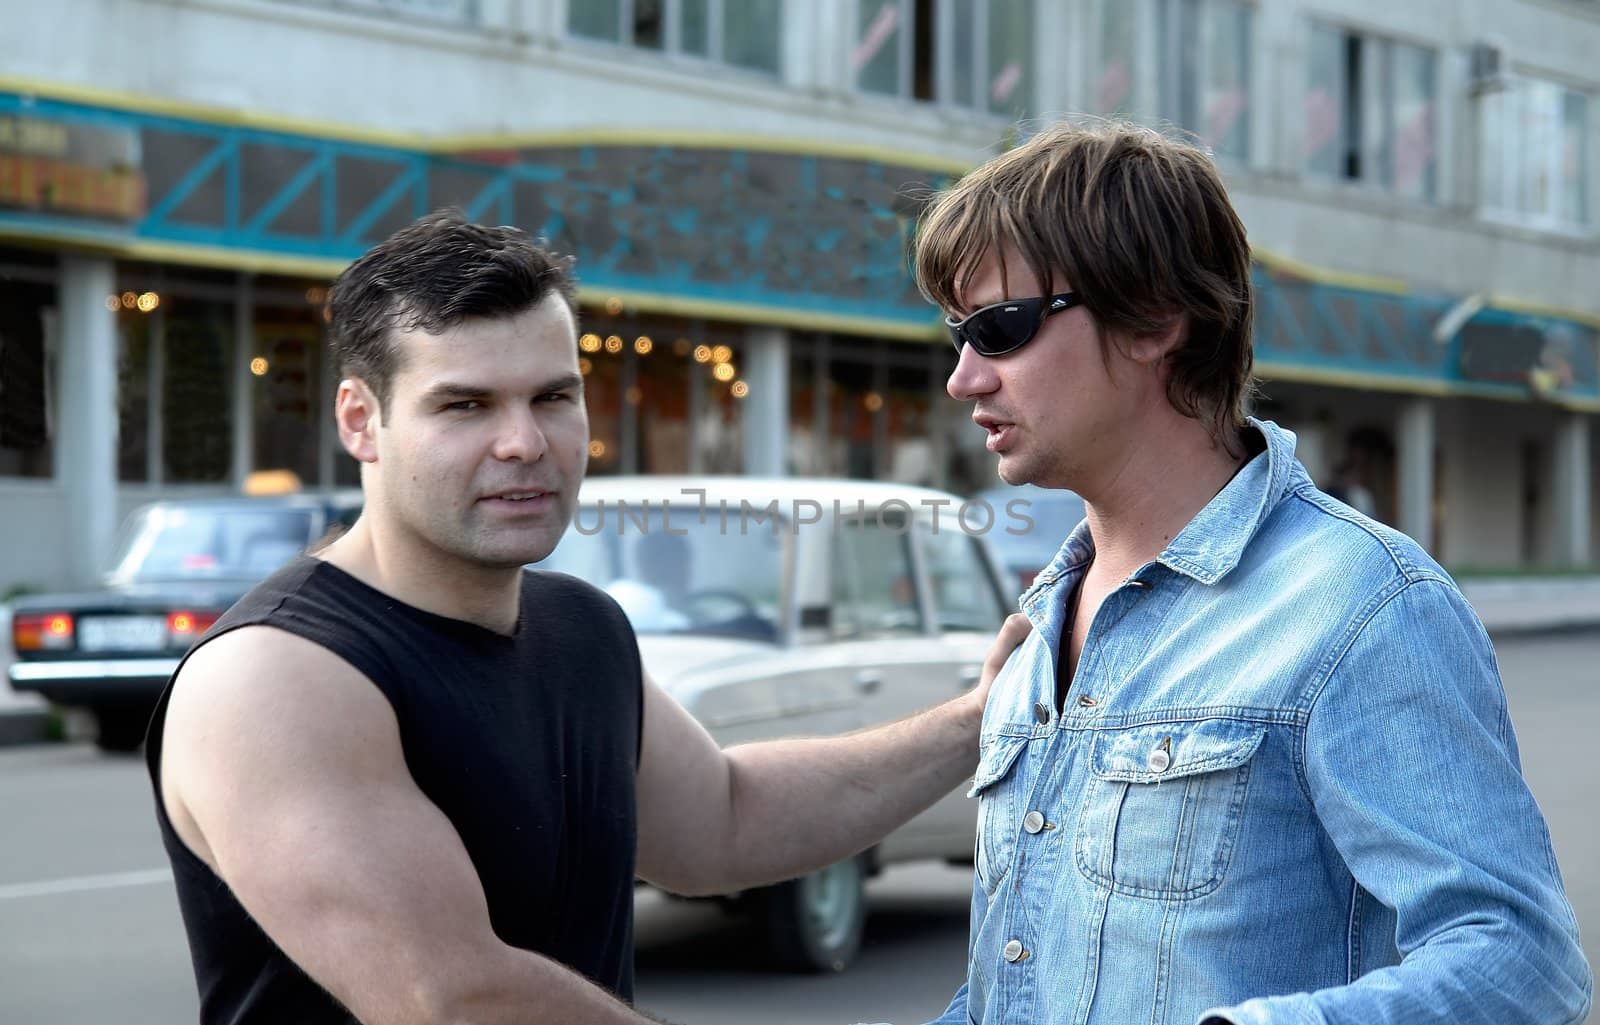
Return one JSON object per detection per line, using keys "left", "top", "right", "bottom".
{"left": 160, "top": 625, "right": 403, "bottom": 868}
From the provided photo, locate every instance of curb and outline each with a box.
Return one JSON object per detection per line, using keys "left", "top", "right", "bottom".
{"left": 0, "top": 707, "right": 52, "bottom": 747}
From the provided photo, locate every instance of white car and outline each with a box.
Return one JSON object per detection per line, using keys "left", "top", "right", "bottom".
{"left": 533, "top": 477, "right": 1015, "bottom": 972}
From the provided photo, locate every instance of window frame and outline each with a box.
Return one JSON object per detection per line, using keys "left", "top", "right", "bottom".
{"left": 1477, "top": 73, "right": 1595, "bottom": 236}
{"left": 853, "top": 0, "right": 1033, "bottom": 117}
{"left": 1303, "top": 19, "right": 1440, "bottom": 203}
{"left": 1154, "top": 0, "right": 1255, "bottom": 165}
{"left": 567, "top": 0, "right": 784, "bottom": 77}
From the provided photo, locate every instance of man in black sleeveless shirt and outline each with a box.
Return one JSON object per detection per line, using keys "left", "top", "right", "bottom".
{"left": 148, "top": 211, "right": 1029, "bottom": 1025}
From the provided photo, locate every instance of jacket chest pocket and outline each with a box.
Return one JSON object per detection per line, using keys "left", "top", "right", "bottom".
{"left": 969, "top": 733, "right": 1032, "bottom": 895}
{"left": 1074, "top": 719, "right": 1265, "bottom": 900}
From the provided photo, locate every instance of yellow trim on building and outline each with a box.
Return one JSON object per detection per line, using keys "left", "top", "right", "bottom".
{"left": 1251, "top": 247, "right": 1411, "bottom": 297}
{"left": 1256, "top": 361, "right": 1600, "bottom": 412}
{"left": 0, "top": 75, "right": 421, "bottom": 148}
{"left": 1486, "top": 293, "right": 1600, "bottom": 331}
{"left": 581, "top": 286, "right": 945, "bottom": 342}
{"left": 0, "top": 223, "right": 349, "bottom": 278}
{"left": 431, "top": 127, "right": 973, "bottom": 175}
{"left": 0, "top": 75, "right": 970, "bottom": 174}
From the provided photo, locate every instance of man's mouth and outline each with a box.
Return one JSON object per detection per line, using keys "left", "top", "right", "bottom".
{"left": 480, "top": 489, "right": 555, "bottom": 505}
{"left": 974, "top": 415, "right": 1017, "bottom": 453}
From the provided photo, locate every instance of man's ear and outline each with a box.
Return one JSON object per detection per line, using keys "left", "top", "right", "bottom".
{"left": 1126, "top": 314, "right": 1187, "bottom": 367}
{"left": 335, "top": 378, "right": 381, "bottom": 464}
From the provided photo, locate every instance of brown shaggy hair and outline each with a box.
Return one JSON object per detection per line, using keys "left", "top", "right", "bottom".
{"left": 915, "top": 120, "right": 1256, "bottom": 440}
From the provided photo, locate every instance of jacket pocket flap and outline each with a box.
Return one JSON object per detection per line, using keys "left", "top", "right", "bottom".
{"left": 1089, "top": 719, "right": 1265, "bottom": 783}
{"left": 969, "top": 734, "right": 1029, "bottom": 797}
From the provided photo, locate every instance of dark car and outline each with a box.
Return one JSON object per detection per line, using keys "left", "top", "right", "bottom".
{"left": 8, "top": 492, "right": 362, "bottom": 751}
{"left": 976, "top": 483, "right": 1087, "bottom": 594}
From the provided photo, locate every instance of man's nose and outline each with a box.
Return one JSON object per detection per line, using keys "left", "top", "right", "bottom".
{"left": 947, "top": 343, "right": 1000, "bottom": 401}
{"left": 492, "top": 406, "right": 549, "bottom": 462}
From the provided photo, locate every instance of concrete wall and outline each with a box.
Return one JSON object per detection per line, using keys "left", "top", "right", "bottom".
{"left": 22, "top": 0, "right": 1012, "bottom": 162}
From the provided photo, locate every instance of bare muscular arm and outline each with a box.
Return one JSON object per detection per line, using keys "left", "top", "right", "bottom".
{"left": 161, "top": 626, "right": 665, "bottom": 1025}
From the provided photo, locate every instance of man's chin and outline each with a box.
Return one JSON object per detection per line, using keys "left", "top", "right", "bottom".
{"left": 996, "top": 456, "right": 1040, "bottom": 488}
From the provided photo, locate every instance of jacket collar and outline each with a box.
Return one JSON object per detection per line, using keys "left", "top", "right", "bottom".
{"left": 1024, "top": 418, "right": 1305, "bottom": 603}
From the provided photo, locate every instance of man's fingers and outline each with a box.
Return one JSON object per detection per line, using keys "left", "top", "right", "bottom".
{"left": 982, "top": 613, "right": 1033, "bottom": 678}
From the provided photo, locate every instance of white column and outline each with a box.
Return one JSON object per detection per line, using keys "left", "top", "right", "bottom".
{"left": 1552, "top": 412, "right": 1592, "bottom": 568}
{"left": 57, "top": 257, "right": 119, "bottom": 586}
{"left": 742, "top": 327, "right": 789, "bottom": 477}
{"left": 1397, "top": 397, "right": 1436, "bottom": 552}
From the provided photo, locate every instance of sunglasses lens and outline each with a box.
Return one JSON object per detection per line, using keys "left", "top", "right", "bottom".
{"left": 963, "top": 298, "right": 1043, "bottom": 356}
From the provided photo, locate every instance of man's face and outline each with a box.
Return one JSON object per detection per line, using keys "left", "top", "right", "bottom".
{"left": 366, "top": 294, "right": 589, "bottom": 569}
{"left": 946, "top": 246, "right": 1135, "bottom": 491}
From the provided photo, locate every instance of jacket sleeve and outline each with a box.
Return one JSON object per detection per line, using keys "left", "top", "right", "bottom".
{"left": 1200, "top": 577, "right": 1591, "bottom": 1025}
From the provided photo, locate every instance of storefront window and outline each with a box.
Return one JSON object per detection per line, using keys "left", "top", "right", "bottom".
{"left": 884, "top": 346, "right": 935, "bottom": 485}
{"left": 694, "top": 324, "right": 744, "bottom": 474}
{"left": 0, "top": 276, "right": 55, "bottom": 479}
{"left": 580, "top": 325, "right": 625, "bottom": 476}
{"left": 163, "top": 298, "right": 233, "bottom": 483}
{"left": 117, "top": 310, "right": 152, "bottom": 483}
{"left": 826, "top": 354, "right": 877, "bottom": 479}
{"left": 251, "top": 303, "right": 326, "bottom": 487}
{"left": 788, "top": 347, "right": 823, "bottom": 476}
{"left": 634, "top": 330, "right": 691, "bottom": 475}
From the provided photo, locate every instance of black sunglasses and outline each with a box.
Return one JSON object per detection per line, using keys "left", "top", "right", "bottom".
{"left": 946, "top": 292, "right": 1083, "bottom": 357}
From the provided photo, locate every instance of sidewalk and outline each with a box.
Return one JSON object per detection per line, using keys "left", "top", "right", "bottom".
{"left": 2, "top": 577, "right": 1598, "bottom": 748}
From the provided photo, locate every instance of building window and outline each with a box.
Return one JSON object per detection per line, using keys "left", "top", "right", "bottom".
{"left": 0, "top": 276, "right": 55, "bottom": 479}
{"left": 1305, "top": 23, "right": 1438, "bottom": 200}
{"left": 1157, "top": 0, "right": 1252, "bottom": 162}
{"left": 570, "top": 0, "right": 783, "bottom": 75}
{"left": 854, "top": 0, "right": 1033, "bottom": 116}
{"left": 1480, "top": 77, "right": 1591, "bottom": 232}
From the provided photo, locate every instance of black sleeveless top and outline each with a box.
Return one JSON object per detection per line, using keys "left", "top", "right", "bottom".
{"left": 145, "top": 556, "right": 644, "bottom": 1024}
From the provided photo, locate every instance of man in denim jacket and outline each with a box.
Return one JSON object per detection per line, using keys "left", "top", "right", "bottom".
{"left": 907, "top": 121, "right": 1591, "bottom": 1025}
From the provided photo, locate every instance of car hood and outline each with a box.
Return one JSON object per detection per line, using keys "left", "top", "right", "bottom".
{"left": 634, "top": 634, "right": 778, "bottom": 692}
{"left": 9, "top": 580, "right": 256, "bottom": 613}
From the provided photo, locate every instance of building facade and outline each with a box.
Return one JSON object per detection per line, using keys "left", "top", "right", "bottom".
{"left": 0, "top": 0, "right": 1595, "bottom": 593}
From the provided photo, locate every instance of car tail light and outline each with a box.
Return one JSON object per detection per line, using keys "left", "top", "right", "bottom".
{"left": 14, "top": 612, "right": 75, "bottom": 652}
{"left": 167, "top": 611, "right": 220, "bottom": 645}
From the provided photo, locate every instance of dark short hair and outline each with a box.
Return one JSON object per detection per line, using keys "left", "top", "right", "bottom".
{"left": 915, "top": 120, "right": 1255, "bottom": 441}
{"left": 326, "top": 210, "right": 576, "bottom": 413}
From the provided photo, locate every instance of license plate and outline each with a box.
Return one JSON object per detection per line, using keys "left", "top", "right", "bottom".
{"left": 78, "top": 616, "right": 169, "bottom": 652}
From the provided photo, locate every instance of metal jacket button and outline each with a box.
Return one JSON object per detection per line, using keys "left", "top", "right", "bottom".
{"left": 1022, "top": 810, "right": 1046, "bottom": 834}
{"left": 1003, "top": 939, "right": 1027, "bottom": 963}
{"left": 1147, "top": 747, "right": 1172, "bottom": 773}
{"left": 1033, "top": 701, "right": 1050, "bottom": 724}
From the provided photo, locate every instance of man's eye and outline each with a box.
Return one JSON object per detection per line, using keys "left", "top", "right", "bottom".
{"left": 445, "top": 400, "right": 481, "bottom": 412}
{"left": 537, "top": 393, "right": 571, "bottom": 403}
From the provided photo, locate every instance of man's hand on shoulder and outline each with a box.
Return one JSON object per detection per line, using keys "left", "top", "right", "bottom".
{"left": 963, "top": 613, "right": 1033, "bottom": 720}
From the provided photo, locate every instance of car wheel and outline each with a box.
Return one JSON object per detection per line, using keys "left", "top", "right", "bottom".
{"left": 757, "top": 855, "right": 867, "bottom": 973}
{"left": 92, "top": 709, "right": 148, "bottom": 753}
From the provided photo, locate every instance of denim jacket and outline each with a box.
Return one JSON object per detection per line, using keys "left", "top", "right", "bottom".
{"left": 928, "top": 419, "right": 1590, "bottom": 1025}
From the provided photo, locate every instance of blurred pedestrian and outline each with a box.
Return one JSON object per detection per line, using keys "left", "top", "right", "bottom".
{"left": 908, "top": 120, "right": 1589, "bottom": 1025}
{"left": 145, "top": 211, "right": 1031, "bottom": 1025}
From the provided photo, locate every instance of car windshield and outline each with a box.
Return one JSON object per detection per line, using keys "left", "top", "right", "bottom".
{"left": 109, "top": 504, "right": 314, "bottom": 584}
{"left": 533, "top": 503, "right": 784, "bottom": 642}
